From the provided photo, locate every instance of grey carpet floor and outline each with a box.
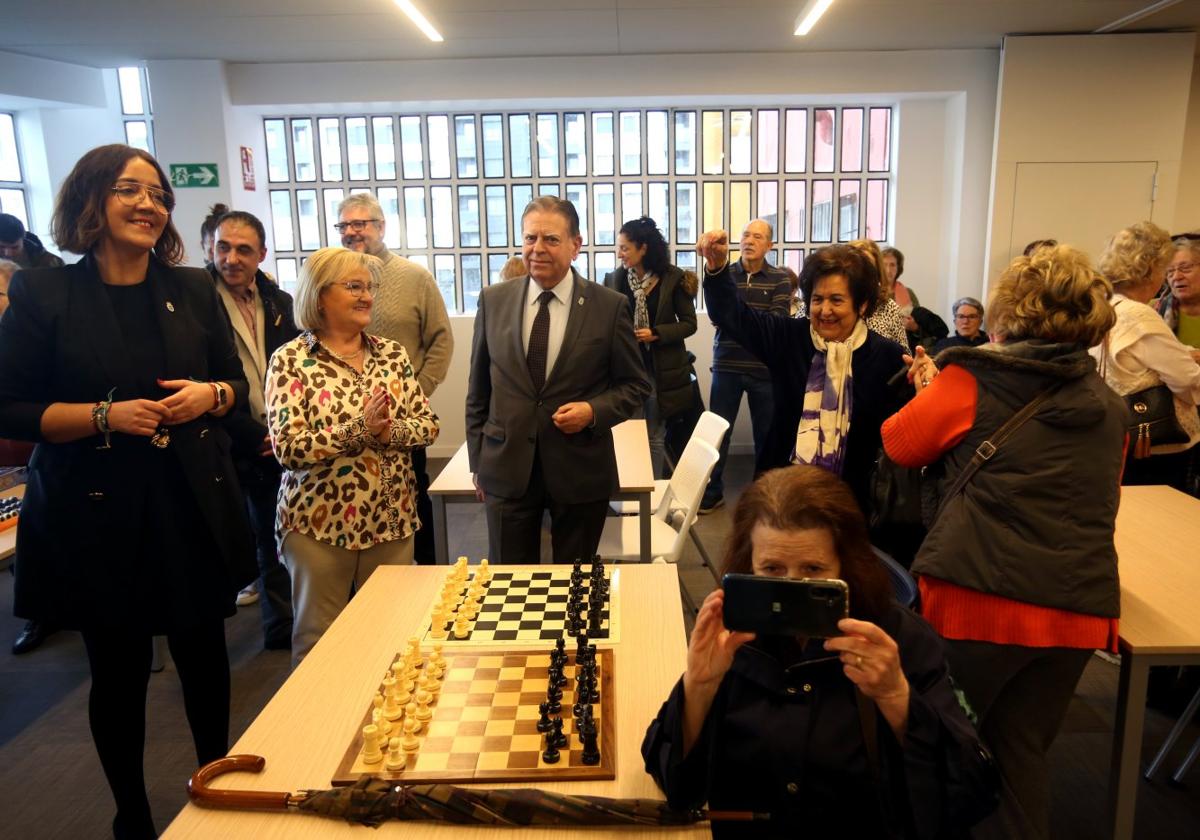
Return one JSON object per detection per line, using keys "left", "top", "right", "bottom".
{"left": 1, "top": 455, "right": 1197, "bottom": 838}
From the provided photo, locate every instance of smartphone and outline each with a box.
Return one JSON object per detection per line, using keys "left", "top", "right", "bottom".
{"left": 721, "top": 574, "right": 849, "bottom": 638}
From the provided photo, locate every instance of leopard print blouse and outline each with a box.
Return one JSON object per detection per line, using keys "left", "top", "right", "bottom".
{"left": 267, "top": 331, "right": 439, "bottom": 551}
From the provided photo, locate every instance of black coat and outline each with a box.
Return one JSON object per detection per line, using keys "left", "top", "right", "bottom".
{"left": 604, "top": 265, "right": 698, "bottom": 421}
{"left": 702, "top": 265, "right": 910, "bottom": 513}
{"left": 0, "top": 256, "right": 255, "bottom": 627}
{"left": 208, "top": 266, "right": 300, "bottom": 482}
{"left": 642, "top": 605, "right": 991, "bottom": 839}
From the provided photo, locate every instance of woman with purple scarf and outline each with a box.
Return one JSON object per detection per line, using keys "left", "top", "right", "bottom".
{"left": 697, "top": 233, "right": 911, "bottom": 516}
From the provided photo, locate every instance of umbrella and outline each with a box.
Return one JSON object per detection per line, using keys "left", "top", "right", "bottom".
{"left": 189, "top": 754, "right": 768, "bottom": 828}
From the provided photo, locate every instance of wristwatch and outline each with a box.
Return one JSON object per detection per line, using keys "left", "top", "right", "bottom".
{"left": 209, "top": 382, "right": 228, "bottom": 412}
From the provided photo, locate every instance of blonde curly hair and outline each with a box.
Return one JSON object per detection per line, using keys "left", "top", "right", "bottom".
{"left": 1098, "top": 221, "right": 1173, "bottom": 291}
{"left": 294, "top": 247, "right": 383, "bottom": 331}
{"left": 987, "top": 244, "right": 1115, "bottom": 346}
{"left": 849, "top": 239, "right": 887, "bottom": 305}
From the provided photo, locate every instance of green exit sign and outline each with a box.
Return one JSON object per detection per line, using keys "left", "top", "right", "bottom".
{"left": 169, "top": 163, "right": 219, "bottom": 188}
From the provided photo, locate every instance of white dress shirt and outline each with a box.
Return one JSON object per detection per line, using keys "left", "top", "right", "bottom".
{"left": 521, "top": 270, "right": 574, "bottom": 383}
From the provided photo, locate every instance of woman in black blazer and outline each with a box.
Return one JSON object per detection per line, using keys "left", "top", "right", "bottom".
{"left": 604, "top": 216, "right": 698, "bottom": 477}
{"left": 0, "top": 145, "right": 255, "bottom": 840}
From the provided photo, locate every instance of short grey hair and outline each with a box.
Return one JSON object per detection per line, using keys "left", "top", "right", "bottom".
{"left": 337, "top": 192, "right": 383, "bottom": 221}
{"left": 294, "top": 247, "right": 382, "bottom": 331}
{"left": 952, "top": 296, "right": 984, "bottom": 319}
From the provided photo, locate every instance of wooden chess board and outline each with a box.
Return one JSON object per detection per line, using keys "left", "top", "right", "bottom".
{"left": 419, "top": 567, "right": 621, "bottom": 647}
{"left": 333, "top": 648, "right": 616, "bottom": 785}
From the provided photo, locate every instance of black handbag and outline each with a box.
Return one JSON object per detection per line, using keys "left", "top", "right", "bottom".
{"left": 1124, "top": 384, "right": 1188, "bottom": 459}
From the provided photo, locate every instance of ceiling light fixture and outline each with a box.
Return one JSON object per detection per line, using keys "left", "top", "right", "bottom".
{"left": 395, "top": 0, "right": 444, "bottom": 42}
{"left": 794, "top": 0, "right": 836, "bottom": 36}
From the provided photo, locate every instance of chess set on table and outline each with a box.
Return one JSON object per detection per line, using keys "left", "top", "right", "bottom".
{"left": 0, "top": 494, "right": 20, "bottom": 534}
{"left": 335, "top": 558, "right": 619, "bottom": 785}
{"left": 418, "top": 556, "right": 620, "bottom": 647}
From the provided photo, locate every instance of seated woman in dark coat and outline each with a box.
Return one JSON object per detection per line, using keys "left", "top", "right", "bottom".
{"left": 698, "top": 232, "right": 909, "bottom": 514}
{"left": 642, "top": 466, "right": 994, "bottom": 838}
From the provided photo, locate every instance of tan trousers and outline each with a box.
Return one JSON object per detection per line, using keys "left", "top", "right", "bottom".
{"left": 282, "top": 530, "right": 414, "bottom": 666}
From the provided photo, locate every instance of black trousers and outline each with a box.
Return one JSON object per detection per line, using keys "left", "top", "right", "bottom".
{"left": 412, "top": 446, "right": 435, "bottom": 565}
{"left": 244, "top": 470, "right": 293, "bottom": 647}
{"left": 82, "top": 622, "right": 230, "bottom": 840}
{"left": 483, "top": 448, "right": 608, "bottom": 565}
{"left": 944, "top": 639, "right": 1092, "bottom": 840}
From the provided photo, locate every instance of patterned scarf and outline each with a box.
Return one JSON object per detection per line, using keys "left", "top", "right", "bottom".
{"left": 792, "top": 318, "right": 868, "bottom": 475}
{"left": 626, "top": 269, "right": 657, "bottom": 331}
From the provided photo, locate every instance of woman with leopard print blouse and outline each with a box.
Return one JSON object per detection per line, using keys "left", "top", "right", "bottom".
{"left": 267, "top": 247, "right": 439, "bottom": 664}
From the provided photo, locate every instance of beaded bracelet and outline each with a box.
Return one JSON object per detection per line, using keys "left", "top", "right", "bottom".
{"left": 91, "top": 387, "right": 115, "bottom": 449}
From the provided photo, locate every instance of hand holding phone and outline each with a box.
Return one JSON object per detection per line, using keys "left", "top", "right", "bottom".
{"left": 721, "top": 573, "right": 849, "bottom": 638}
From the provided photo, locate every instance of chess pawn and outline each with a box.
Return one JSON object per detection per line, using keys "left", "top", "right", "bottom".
{"left": 401, "top": 717, "right": 420, "bottom": 752}
{"left": 453, "top": 617, "right": 470, "bottom": 639}
{"left": 371, "top": 699, "right": 393, "bottom": 736}
{"left": 405, "top": 702, "right": 422, "bottom": 732}
{"left": 415, "top": 690, "right": 433, "bottom": 723}
{"left": 395, "top": 684, "right": 413, "bottom": 708}
{"left": 386, "top": 737, "right": 407, "bottom": 771}
{"left": 361, "top": 723, "right": 384, "bottom": 764}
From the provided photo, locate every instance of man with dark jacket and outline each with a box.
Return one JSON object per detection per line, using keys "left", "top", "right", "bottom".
{"left": 210, "top": 210, "right": 299, "bottom": 649}
{"left": 0, "top": 214, "right": 64, "bottom": 270}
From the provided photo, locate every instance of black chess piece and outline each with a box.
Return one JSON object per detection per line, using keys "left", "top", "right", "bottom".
{"left": 555, "top": 638, "right": 566, "bottom": 657}
{"left": 551, "top": 717, "right": 568, "bottom": 749}
{"left": 553, "top": 665, "right": 567, "bottom": 689}
{"left": 546, "top": 685, "right": 562, "bottom": 715}
{"left": 580, "top": 724, "right": 600, "bottom": 765}
{"left": 572, "top": 559, "right": 582, "bottom": 574}
{"left": 542, "top": 735, "right": 561, "bottom": 764}
{"left": 576, "top": 633, "right": 589, "bottom": 657}
{"left": 537, "top": 701, "right": 552, "bottom": 732}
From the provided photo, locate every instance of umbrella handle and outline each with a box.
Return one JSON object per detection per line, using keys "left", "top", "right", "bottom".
{"left": 188, "top": 754, "right": 298, "bottom": 811}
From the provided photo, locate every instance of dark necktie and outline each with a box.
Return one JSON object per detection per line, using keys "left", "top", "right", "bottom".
{"left": 526, "top": 290, "right": 555, "bottom": 391}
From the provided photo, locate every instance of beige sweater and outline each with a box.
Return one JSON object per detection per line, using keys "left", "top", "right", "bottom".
{"left": 367, "top": 249, "right": 454, "bottom": 396}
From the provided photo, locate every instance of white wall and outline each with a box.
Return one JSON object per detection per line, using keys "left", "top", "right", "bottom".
{"left": 1176, "top": 54, "right": 1200, "bottom": 233}
{"left": 985, "top": 33, "right": 1197, "bottom": 282}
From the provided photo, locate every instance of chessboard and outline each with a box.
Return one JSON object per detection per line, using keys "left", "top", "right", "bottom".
{"left": 418, "top": 558, "right": 621, "bottom": 647}
{"left": 0, "top": 495, "right": 19, "bottom": 534}
{"left": 333, "top": 640, "right": 615, "bottom": 785}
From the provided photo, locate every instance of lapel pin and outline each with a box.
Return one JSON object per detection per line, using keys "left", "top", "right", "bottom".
{"left": 165, "top": 301, "right": 175, "bottom": 312}
{"left": 577, "top": 296, "right": 584, "bottom": 306}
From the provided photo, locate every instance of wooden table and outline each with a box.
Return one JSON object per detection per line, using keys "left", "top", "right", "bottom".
{"left": 1109, "top": 485, "right": 1200, "bottom": 840}
{"left": 163, "top": 563, "right": 702, "bottom": 839}
{"left": 429, "top": 419, "right": 656, "bottom": 564}
{"left": 0, "top": 483, "right": 24, "bottom": 570}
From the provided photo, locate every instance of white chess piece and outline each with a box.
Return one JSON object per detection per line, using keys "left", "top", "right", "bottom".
{"left": 385, "top": 736, "right": 407, "bottom": 770}
{"left": 361, "top": 724, "right": 383, "bottom": 764}
{"left": 401, "top": 718, "right": 420, "bottom": 752}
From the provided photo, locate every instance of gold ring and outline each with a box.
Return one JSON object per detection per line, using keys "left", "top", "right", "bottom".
{"left": 855, "top": 654, "right": 864, "bottom": 668}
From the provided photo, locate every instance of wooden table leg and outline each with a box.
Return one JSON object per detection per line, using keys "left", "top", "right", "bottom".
{"left": 639, "top": 491, "right": 651, "bottom": 563}
{"left": 1109, "top": 651, "right": 1150, "bottom": 840}
{"left": 432, "top": 496, "right": 449, "bottom": 565}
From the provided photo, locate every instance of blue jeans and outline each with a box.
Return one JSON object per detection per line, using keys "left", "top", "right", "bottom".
{"left": 705, "top": 370, "right": 775, "bottom": 502}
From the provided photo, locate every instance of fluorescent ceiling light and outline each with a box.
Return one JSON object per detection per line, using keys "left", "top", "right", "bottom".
{"left": 794, "top": 0, "right": 835, "bottom": 36}
{"left": 1093, "top": 0, "right": 1182, "bottom": 33}
{"left": 395, "top": 0, "right": 444, "bottom": 42}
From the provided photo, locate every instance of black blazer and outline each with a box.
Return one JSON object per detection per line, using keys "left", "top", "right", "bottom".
{"left": 0, "top": 256, "right": 256, "bottom": 625}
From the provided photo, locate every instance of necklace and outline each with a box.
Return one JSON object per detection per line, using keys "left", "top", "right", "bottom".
{"left": 324, "top": 336, "right": 365, "bottom": 361}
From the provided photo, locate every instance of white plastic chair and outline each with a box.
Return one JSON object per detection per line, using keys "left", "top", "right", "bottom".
{"left": 597, "top": 439, "right": 720, "bottom": 615}
{"left": 609, "top": 412, "right": 729, "bottom": 585}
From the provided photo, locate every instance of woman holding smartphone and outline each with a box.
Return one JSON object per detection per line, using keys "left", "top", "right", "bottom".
{"left": 642, "top": 466, "right": 993, "bottom": 838}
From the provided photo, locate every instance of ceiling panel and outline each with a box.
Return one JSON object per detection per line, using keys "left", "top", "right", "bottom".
{"left": 0, "top": 0, "right": 1194, "bottom": 66}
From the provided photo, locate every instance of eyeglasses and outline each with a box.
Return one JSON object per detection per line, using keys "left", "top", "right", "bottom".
{"left": 334, "top": 280, "right": 377, "bottom": 298}
{"left": 1166, "top": 262, "right": 1196, "bottom": 279}
{"left": 110, "top": 182, "right": 174, "bottom": 214}
{"left": 333, "top": 219, "right": 382, "bottom": 234}
{"left": 955, "top": 313, "right": 982, "bottom": 321}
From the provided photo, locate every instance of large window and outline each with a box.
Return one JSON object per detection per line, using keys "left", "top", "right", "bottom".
{"left": 0, "top": 114, "right": 29, "bottom": 226}
{"left": 118, "top": 66, "right": 154, "bottom": 154}
{"left": 264, "top": 106, "right": 895, "bottom": 311}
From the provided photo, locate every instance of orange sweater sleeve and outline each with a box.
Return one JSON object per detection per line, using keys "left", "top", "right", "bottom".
{"left": 881, "top": 364, "right": 977, "bottom": 467}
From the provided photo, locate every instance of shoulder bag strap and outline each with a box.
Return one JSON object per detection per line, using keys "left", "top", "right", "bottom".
{"left": 933, "top": 380, "right": 1062, "bottom": 523}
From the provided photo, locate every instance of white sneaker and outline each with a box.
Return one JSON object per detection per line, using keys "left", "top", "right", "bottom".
{"left": 236, "top": 582, "right": 260, "bottom": 607}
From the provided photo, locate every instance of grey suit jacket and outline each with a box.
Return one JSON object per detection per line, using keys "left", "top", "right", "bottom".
{"left": 465, "top": 271, "right": 650, "bottom": 503}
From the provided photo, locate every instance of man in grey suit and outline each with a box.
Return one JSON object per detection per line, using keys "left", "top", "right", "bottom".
{"left": 466, "top": 196, "right": 649, "bottom": 564}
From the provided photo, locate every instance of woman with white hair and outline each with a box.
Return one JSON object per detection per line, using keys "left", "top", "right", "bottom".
{"left": 933, "top": 296, "right": 988, "bottom": 353}
{"left": 1091, "top": 221, "right": 1200, "bottom": 488}
{"left": 267, "top": 246, "right": 439, "bottom": 663}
